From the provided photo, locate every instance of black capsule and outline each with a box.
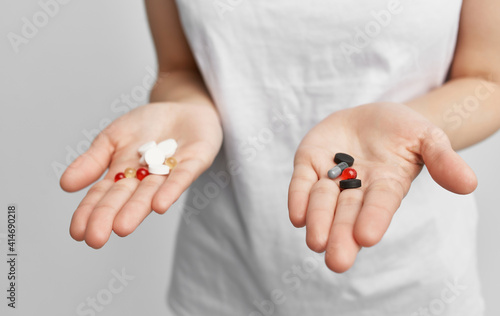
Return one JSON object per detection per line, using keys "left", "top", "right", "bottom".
{"left": 334, "top": 153, "right": 354, "bottom": 167}
{"left": 339, "top": 179, "right": 362, "bottom": 189}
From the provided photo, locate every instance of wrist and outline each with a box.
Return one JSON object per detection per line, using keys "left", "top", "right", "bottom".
{"left": 149, "top": 70, "right": 217, "bottom": 109}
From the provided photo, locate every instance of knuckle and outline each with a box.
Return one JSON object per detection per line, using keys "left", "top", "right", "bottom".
{"left": 112, "top": 181, "right": 136, "bottom": 194}
{"left": 126, "top": 199, "right": 148, "bottom": 212}
{"left": 94, "top": 203, "right": 116, "bottom": 214}
{"left": 87, "top": 182, "right": 110, "bottom": 196}
{"left": 140, "top": 179, "right": 162, "bottom": 191}
{"left": 313, "top": 184, "right": 333, "bottom": 195}
{"left": 171, "top": 167, "right": 195, "bottom": 182}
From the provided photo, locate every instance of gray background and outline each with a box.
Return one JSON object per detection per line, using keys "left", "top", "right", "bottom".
{"left": 0, "top": 1, "right": 498, "bottom": 315}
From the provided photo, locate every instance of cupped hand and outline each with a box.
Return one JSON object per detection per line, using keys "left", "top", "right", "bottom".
{"left": 288, "top": 103, "right": 477, "bottom": 273}
{"left": 60, "top": 102, "right": 223, "bottom": 249}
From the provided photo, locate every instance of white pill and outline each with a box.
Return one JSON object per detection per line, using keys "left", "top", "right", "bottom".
{"left": 139, "top": 155, "right": 146, "bottom": 165}
{"left": 138, "top": 141, "right": 157, "bottom": 156}
{"left": 144, "top": 147, "right": 165, "bottom": 166}
{"left": 157, "top": 139, "right": 178, "bottom": 158}
{"left": 148, "top": 164, "right": 170, "bottom": 175}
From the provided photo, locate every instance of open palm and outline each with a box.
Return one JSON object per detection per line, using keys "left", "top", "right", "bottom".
{"left": 60, "top": 102, "right": 223, "bottom": 249}
{"left": 288, "top": 103, "right": 477, "bottom": 273}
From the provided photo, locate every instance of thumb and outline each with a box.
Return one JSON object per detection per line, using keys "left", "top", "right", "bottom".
{"left": 420, "top": 126, "right": 477, "bottom": 195}
{"left": 60, "top": 133, "right": 114, "bottom": 192}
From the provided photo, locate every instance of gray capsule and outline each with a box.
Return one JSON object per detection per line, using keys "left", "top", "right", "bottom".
{"left": 327, "top": 162, "right": 349, "bottom": 179}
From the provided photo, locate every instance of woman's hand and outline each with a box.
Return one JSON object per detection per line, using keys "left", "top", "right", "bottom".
{"left": 60, "top": 102, "right": 223, "bottom": 249}
{"left": 288, "top": 103, "right": 477, "bottom": 273}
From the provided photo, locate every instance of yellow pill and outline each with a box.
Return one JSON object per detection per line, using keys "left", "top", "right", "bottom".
{"left": 164, "top": 157, "right": 177, "bottom": 169}
{"left": 124, "top": 168, "right": 137, "bottom": 178}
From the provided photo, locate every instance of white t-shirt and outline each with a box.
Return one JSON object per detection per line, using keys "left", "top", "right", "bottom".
{"left": 168, "top": 1, "right": 484, "bottom": 315}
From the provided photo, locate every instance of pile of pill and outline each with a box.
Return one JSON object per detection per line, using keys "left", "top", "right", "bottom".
{"left": 114, "top": 167, "right": 149, "bottom": 182}
{"left": 114, "top": 139, "right": 178, "bottom": 182}
{"left": 328, "top": 153, "right": 362, "bottom": 189}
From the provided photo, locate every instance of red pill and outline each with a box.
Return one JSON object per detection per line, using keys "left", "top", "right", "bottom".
{"left": 340, "top": 168, "right": 357, "bottom": 180}
{"left": 136, "top": 168, "right": 150, "bottom": 181}
{"left": 114, "top": 172, "right": 126, "bottom": 182}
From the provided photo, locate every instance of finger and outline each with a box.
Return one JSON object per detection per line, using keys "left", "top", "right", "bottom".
{"left": 421, "top": 127, "right": 477, "bottom": 194}
{"left": 288, "top": 163, "right": 318, "bottom": 227}
{"left": 305, "top": 179, "right": 340, "bottom": 253}
{"left": 84, "top": 178, "right": 140, "bottom": 249}
{"left": 325, "top": 189, "right": 363, "bottom": 273}
{"left": 353, "top": 178, "right": 404, "bottom": 247}
{"left": 113, "top": 175, "right": 165, "bottom": 237}
{"left": 70, "top": 179, "right": 114, "bottom": 241}
{"left": 152, "top": 157, "right": 207, "bottom": 213}
{"left": 60, "top": 133, "right": 114, "bottom": 192}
